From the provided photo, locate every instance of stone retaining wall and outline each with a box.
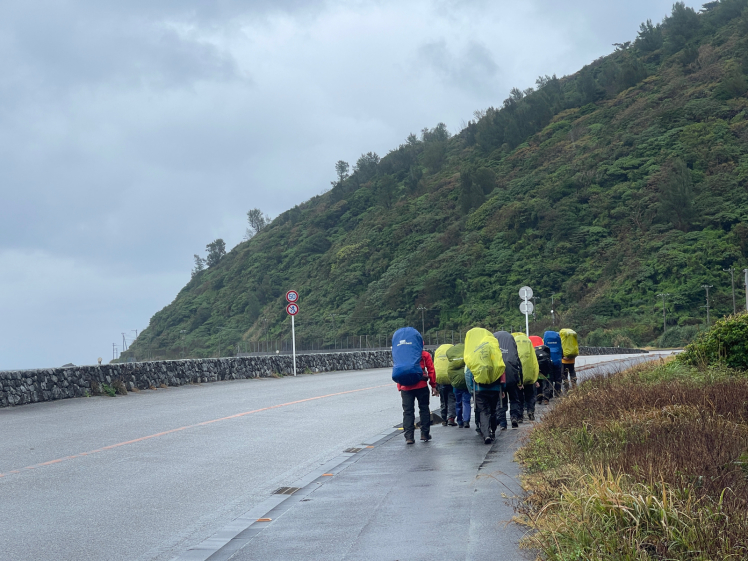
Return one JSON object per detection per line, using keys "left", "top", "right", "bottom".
{"left": 0, "top": 351, "right": 392, "bottom": 408}
{"left": 1, "top": 346, "right": 647, "bottom": 408}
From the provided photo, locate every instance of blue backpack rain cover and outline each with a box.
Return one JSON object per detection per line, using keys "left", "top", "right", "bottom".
{"left": 391, "top": 327, "right": 424, "bottom": 386}
{"left": 543, "top": 331, "right": 563, "bottom": 366}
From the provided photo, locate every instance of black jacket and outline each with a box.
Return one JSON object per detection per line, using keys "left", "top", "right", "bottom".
{"left": 493, "top": 331, "right": 522, "bottom": 386}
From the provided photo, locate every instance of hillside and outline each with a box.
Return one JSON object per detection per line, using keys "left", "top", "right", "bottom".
{"left": 125, "top": 1, "right": 748, "bottom": 360}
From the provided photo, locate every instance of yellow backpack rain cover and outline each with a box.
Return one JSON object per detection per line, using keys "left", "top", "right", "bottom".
{"left": 560, "top": 328, "right": 579, "bottom": 359}
{"left": 464, "top": 328, "right": 505, "bottom": 385}
{"left": 434, "top": 344, "right": 453, "bottom": 385}
{"left": 513, "top": 332, "right": 539, "bottom": 385}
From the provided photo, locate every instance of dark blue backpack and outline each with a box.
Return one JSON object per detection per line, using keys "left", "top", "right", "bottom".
{"left": 543, "top": 331, "right": 562, "bottom": 366}
{"left": 391, "top": 327, "right": 424, "bottom": 386}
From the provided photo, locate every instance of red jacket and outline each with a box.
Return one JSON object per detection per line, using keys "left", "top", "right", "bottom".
{"left": 397, "top": 351, "right": 436, "bottom": 391}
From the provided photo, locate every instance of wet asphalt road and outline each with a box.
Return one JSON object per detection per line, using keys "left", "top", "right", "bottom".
{"left": 0, "top": 352, "right": 672, "bottom": 560}
{"left": 0, "top": 369, "right": 403, "bottom": 561}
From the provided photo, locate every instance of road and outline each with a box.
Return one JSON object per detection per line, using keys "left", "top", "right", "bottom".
{"left": 0, "top": 352, "right": 673, "bottom": 561}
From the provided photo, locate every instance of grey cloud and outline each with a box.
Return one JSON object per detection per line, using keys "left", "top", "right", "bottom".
{"left": 418, "top": 39, "right": 499, "bottom": 93}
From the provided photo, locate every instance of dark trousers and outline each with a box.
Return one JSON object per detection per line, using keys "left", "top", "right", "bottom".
{"left": 475, "top": 391, "right": 500, "bottom": 440}
{"left": 538, "top": 378, "right": 552, "bottom": 402}
{"left": 562, "top": 362, "right": 577, "bottom": 390}
{"left": 520, "top": 383, "right": 537, "bottom": 415}
{"left": 552, "top": 364, "right": 563, "bottom": 397}
{"left": 401, "top": 386, "right": 430, "bottom": 439}
{"left": 438, "top": 384, "right": 455, "bottom": 420}
{"left": 506, "top": 384, "right": 523, "bottom": 421}
{"left": 496, "top": 391, "right": 508, "bottom": 428}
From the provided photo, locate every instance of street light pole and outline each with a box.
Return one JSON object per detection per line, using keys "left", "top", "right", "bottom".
{"left": 416, "top": 306, "right": 427, "bottom": 335}
{"left": 702, "top": 284, "right": 714, "bottom": 326}
{"left": 724, "top": 267, "right": 736, "bottom": 315}
{"left": 656, "top": 293, "right": 671, "bottom": 333}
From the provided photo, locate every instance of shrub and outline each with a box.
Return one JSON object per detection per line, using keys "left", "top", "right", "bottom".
{"left": 655, "top": 324, "right": 701, "bottom": 348}
{"left": 680, "top": 312, "right": 748, "bottom": 369}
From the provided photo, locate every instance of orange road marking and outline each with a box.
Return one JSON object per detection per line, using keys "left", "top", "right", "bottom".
{"left": 0, "top": 383, "right": 390, "bottom": 479}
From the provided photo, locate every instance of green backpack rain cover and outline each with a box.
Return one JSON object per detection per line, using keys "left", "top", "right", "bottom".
{"left": 560, "top": 328, "right": 579, "bottom": 359}
{"left": 464, "top": 328, "right": 505, "bottom": 385}
{"left": 447, "top": 344, "right": 467, "bottom": 390}
{"left": 434, "top": 344, "right": 453, "bottom": 385}
{"left": 513, "top": 332, "right": 540, "bottom": 385}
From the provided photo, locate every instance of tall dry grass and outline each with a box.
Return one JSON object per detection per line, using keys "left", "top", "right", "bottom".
{"left": 516, "top": 360, "right": 748, "bottom": 560}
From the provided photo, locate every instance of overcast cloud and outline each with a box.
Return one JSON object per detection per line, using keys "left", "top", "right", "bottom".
{"left": 0, "top": 0, "right": 701, "bottom": 369}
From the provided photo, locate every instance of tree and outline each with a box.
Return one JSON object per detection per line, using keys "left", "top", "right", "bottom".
{"left": 245, "top": 208, "right": 270, "bottom": 239}
{"left": 206, "top": 239, "right": 226, "bottom": 267}
{"left": 636, "top": 19, "right": 664, "bottom": 52}
{"left": 659, "top": 159, "right": 696, "bottom": 232}
{"left": 334, "top": 160, "right": 349, "bottom": 184}
{"left": 473, "top": 167, "right": 497, "bottom": 195}
{"left": 354, "top": 152, "right": 380, "bottom": 183}
{"left": 191, "top": 254, "right": 206, "bottom": 278}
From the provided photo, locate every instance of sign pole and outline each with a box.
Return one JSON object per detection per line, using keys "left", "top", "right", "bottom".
{"left": 291, "top": 314, "right": 296, "bottom": 377}
{"left": 525, "top": 297, "right": 530, "bottom": 336}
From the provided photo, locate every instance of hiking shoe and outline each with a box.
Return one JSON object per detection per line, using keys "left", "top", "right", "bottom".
{"left": 528, "top": 412, "right": 535, "bottom": 421}
{"left": 457, "top": 422, "right": 464, "bottom": 428}
{"left": 420, "top": 433, "right": 432, "bottom": 442}
{"left": 511, "top": 419, "right": 519, "bottom": 429}
{"left": 518, "top": 417, "right": 524, "bottom": 424}
{"left": 464, "top": 421, "right": 470, "bottom": 429}
{"left": 484, "top": 437, "right": 493, "bottom": 445}
{"left": 405, "top": 437, "right": 415, "bottom": 444}
{"left": 448, "top": 417, "right": 457, "bottom": 426}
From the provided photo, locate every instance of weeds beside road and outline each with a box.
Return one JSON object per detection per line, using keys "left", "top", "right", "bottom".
{"left": 516, "top": 359, "right": 748, "bottom": 560}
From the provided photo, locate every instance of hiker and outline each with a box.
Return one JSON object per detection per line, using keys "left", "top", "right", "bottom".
{"left": 494, "top": 331, "right": 523, "bottom": 429}
{"left": 391, "top": 327, "right": 438, "bottom": 444}
{"left": 513, "top": 332, "right": 540, "bottom": 421}
{"left": 543, "top": 330, "right": 563, "bottom": 398}
{"left": 434, "top": 344, "right": 456, "bottom": 426}
{"left": 464, "top": 328, "right": 505, "bottom": 444}
{"left": 530, "top": 335, "right": 553, "bottom": 405}
{"left": 447, "top": 344, "right": 471, "bottom": 428}
{"left": 560, "top": 328, "right": 579, "bottom": 391}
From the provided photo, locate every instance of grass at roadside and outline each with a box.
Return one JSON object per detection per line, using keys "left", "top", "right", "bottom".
{"left": 515, "top": 359, "right": 748, "bottom": 560}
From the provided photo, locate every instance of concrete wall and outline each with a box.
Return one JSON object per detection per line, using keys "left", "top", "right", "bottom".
{"left": 0, "top": 346, "right": 646, "bottom": 408}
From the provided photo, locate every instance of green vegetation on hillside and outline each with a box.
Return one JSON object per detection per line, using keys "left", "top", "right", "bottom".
{"left": 516, "top": 359, "right": 748, "bottom": 559}
{"left": 126, "top": 1, "right": 748, "bottom": 360}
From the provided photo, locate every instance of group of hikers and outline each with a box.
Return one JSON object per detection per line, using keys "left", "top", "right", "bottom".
{"left": 391, "top": 326, "right": 579, "bottom": 445}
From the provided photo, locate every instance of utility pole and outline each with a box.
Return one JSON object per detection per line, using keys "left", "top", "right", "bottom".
{"left": 702, "top": 284, "right": 714, "bottom": 327}
{"left": 180, "top": 330, "right": 186, "bottom": 358}
{"left": 550, "top": 294, "right": 558, "bottom": 326}
{"left": 416, "top": 306, "right": 427, "bottom": 335}
{"left": 112, "top": 343, "right": 117, "bottom": 360}
{"left": 531, "top": 296, "right": 540, "bottom": 322}
{"left": 262, "top": 317, "right": 268, "bottom": 353}
{"left": 744, "top": 269, "right": 748, "bottom": 312}
{"left": 724, "top": 267, "right": 736, "bottom": 315}
{"left": 121, "top": 333, "right": 127, "bottom": 352}
{"left": 656, "top": 293, "right": 671, "bottom": 333}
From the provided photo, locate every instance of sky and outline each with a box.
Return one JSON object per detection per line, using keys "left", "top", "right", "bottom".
{"left": 0, "top": 0, "right": 703, "bottom": 370}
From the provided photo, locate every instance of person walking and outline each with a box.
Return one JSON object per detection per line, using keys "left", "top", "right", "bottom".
{"left": 543, "top": 330, "right": 563, "bottom": 398}
{"left": 464, "top": 329, "right": 505, "bottom": 444}
{"left": 391, "top": 327, "right": 438, "bottom": 445}
{"left": 397, "top": 349, "right": 437, "bottom": 443}
{"left": 494, "top": 331, "right": 523, "bottom": 429}
{"left": 434, "top": 344, "right": 456, "bottom": 426}
{"left": 560, "top": 328, "right": 579, "bottom": 392}
{"left": 513, "top": 332, "right": 540, "bottom": 421}
{"left": 447, "top": 344, "right": 471, "bottom": 428}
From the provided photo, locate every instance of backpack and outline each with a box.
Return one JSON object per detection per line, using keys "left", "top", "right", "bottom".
{"left": 464, "top": 328, "right": 505, "bottom": 385}
{"left": 543, "top": 330, "right": 563, "bottom": 366}
{"left": 513, "top": 332, "right": 539, "bottom": 385}
{"left": 391, "top": 327, "right": 425, "bottom": 386}
{"left": 493, "top": 331, "right": 521, "bottom": 386}
{"left": 560, "top": 328, "right": 579, "bottom": 359}
{"left": 535, "top": 345, "right": 553, "bottom": 380}
{"left": 434, "top": 344, "right": 453, "bottom": 385}
{"left": 447, "top": 344, "right": 467, "bottom": 390}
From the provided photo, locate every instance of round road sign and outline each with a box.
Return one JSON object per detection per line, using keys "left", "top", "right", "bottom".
{"left": 519, "top": 286, "right": 533, "bottom": 300}
{"left": 520, "top": 301, "right": 534, "bottom": 314}
{"left": 286, "top": 303, "right": 299, "bottom": 315}
{"left": 286, "top": 290, "right": 299, "bottom": 303}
